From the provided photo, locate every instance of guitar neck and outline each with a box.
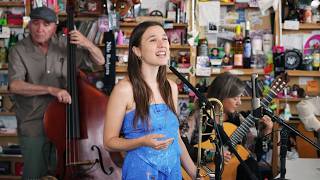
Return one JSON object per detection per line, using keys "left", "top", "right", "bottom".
{"left": 229, "top": 89, "right": 277, "bottom": 147}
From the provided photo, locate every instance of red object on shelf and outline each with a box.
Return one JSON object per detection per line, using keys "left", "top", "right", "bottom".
{"left": 7, "top": 14, "right": 23, "bottom": 26}
{"left": 15, "top": 162, "right": 23, "bottom": 176}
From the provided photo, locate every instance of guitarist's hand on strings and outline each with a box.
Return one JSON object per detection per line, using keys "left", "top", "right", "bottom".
{"left": 260, "top": 115, "right": 273, "bottom": 135}
{"left": 223, "top": 150, "right": 232, "bottom": 164}
{"left": 141, "top": 134, "right": 174, "bottom": 150}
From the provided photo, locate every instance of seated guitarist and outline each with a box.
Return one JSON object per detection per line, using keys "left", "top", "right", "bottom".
{"left": 181, "top": 72, "right": 274, "bottom": 180}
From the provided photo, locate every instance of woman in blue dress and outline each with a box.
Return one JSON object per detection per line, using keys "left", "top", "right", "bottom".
{"left": 103, "top": 21, "right": 197, "bottom": 179}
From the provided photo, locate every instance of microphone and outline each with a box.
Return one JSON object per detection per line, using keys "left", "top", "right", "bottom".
{"left": 251, "top": 73, "right": 262, "bottom": 118}
{"left": 169, "top": 66, "right": 213, "bottom": 108}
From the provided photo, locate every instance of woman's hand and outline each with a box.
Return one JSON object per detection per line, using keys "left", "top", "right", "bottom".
{"left": 223, "top": 150, "right": 232, "bottom": 164}
{"left": 260, "top": 115, "right": 273, "bottom": 134}
{"left": 140, "top": 134, "right": 174, "bottom": 150}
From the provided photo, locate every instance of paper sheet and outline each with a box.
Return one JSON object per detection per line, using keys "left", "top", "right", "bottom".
{"left": 198, "top": 1, "right": 220, "bottom": 27}
{"left": 282, "top": 34, "right": 304, "bottom": 51}
{"left": 141, "top": 0, "right": 167, "bottom": 16}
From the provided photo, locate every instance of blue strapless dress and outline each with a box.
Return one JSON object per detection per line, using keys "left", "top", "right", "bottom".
{"left": 121, "top": 104, "right": 182, "bottom": 180}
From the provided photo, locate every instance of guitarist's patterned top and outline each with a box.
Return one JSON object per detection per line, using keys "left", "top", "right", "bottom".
{"left": 121, "top": 104, "right": 182, "bottom": 180}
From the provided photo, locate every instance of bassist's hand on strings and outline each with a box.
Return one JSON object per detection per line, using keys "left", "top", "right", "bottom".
{"left": 69, "top": 30, "right": 93, "bottom": 49}
{"left": 48, "top": 86, "right": 71, "bottom": 104}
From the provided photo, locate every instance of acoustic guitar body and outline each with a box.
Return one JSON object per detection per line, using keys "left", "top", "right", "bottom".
{"left": 182, "top": 122, "right": 249, "bottom": 180}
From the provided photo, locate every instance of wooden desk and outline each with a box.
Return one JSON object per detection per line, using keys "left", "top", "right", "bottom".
{"left": 275, "top": 158, "right": 320, "bottom": 180}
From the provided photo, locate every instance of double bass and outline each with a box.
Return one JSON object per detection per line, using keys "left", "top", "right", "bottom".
{"left": 43, "top": 1, "right": 121, "bottom": 179}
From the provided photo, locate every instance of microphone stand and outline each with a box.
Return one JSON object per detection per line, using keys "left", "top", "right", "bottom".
{"left": 261, "top": 107, "right": 320, "bottom": 179}
{"left": 169, "top": 66, "right": 258, "bottom": 180}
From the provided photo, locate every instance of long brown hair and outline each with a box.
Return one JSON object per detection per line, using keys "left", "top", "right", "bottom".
{"left": 127, "top": 21, "right": 176, "bottom": 128}
{"left": 207, "top": 72, "right": 245, "bottom": 101}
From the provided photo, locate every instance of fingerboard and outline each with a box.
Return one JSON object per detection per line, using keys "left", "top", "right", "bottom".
{"left": 229, "top": 89, "right": 277, "bottom": 147}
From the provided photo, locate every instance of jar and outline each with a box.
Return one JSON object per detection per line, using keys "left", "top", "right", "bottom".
{"left": 312, "top": 10, "right": 320, "bottom": 24}
{"left": 252, "top": 35, "right": 263, "bottom": 55}
{"left": 313, "top": 52, "right": 320, "bottom": 70}
{"left": 304, "top": 6, "right": 312, "bottom": 23}
{"left": 197, "top": 38, "right": 208, "bottom": 56}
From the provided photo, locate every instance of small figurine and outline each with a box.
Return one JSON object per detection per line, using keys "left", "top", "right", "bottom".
{"left": 210, "top": 48, "right": 220, "bottom": 59}
{"left": 221, "top": 42, "right": 233, "bottom": 69}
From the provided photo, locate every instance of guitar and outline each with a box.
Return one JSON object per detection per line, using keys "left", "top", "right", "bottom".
{"left": 184, "top": 73, "right": 288, "bottom": 180}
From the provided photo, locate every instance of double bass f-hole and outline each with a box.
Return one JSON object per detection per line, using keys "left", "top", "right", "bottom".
{"left": 91, "top": 145, "right": 114, "bottom": 175}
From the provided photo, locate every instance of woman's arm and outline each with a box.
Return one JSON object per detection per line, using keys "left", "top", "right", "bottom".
{"left": 179, "top": 132, "right": 197, "bottom": 179}
{"left": 169, "top": 79, "right": 197, "bottom": 178}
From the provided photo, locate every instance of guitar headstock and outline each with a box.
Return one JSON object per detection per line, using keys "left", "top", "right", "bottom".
{"left": 270, "top": 72, "right": 289, "bottom": 94}
{"left": 111, "top": 0, "right": 140, "bottom": 17}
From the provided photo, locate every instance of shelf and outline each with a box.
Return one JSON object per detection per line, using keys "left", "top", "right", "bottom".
{"left": 0, "top": 2, "right": 24, "bottom": 7}
{"left": 178, "top": 94, "right": 189, "bottom": 98}
{"left": 0, "top": 175, "right": 21, "bottom": 180}
{"left": 116, "top": 65, "right": 192, "bottom": 74}
{"left": 0, "top": 112, "right": 15, "bottom": 116}
{"left": 120, "top": 22, "right": 187, "bottom": 28}
{"left": 278, "top": 98, "right": 307, "bottom": 102}
{"left": 0, "top": 89, "right": 9, "bottom": 94}
{"left": 7, "top": 25, "right": 23, "bottom": 28}
{"left": 211, "top": 68, "right": 266, "bottom": 75}
{"left": 220, "top": 2, "right": 235, "bottom": 6}
{"left": 286, "top": 70, "right": 320, "bottom": 77}
{"left": 299, "top": 23, "right": 320, "bottom": 30}
{"left": 0, "top": 132, "right": 17, "bottom": 137}
{"left": 59, "top": 12, "right": 100, "bottom": 17}
{"left": 0, "top": 154, "right": 22, "bottom": 158}
{"left": 116, "top": 65, "right": 127, "bottom": 73}
{"left": 282, "top": 23, "right": 320, "bottom": 30}
{"left": 241, "top": 96, "right": 252, "bottom": 100}
{"left": 114, "top": 44, "right": 190, "bottom": 50}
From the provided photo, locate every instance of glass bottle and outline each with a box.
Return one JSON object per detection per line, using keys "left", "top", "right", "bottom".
{"left": 8, "top": 31, "right": 18, "bottom": 48}
{"left": 233, "top": 25, "right": 243, "bottom": 68}
{"left": 243, "top": 21, "right": 251, "bottom": 69}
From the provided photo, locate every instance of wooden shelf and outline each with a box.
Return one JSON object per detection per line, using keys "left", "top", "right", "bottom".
{"left": 278, "top": 98, "right": 307, "bottom": 102}
{"left": 114, "top": 44, "right": 190, "bottom": 50}
{"left": 241, "top": 96, "right": 252, "bottom": 100}
{"left": 59, "top": 12, "right": 100, "bottom": 17}
{"left": 299, "top": 23, "right": 320, "bottom": 30}
{"left": 0, "top": 89, "right": 9, "bottom": 94}
{"left": 116, "top": 65, "right": 127, "bottom": 73}
{"left": 220, "top": 2, "right": 235, "bottom": 6}
{"left": 0, "top": 2, "right": 24, "bottom": 7}
{"left": 178, "top": 94, "right": 189, "bottom": 98}
{"left": 116, "top": 65, "right": 191, "bottom": 74}
{"left": 0, "top": 112, "right": 15, "bottom": 116}
{"left": 286, "top": 70, "right": 320, "bottom": 77}
{"left": 211, "top": 68, "right": 266, "bottom": 75}
{"left": 120, "top": 22, "right": 187, "bottom": 28}
{"left": 0, "top": 175, "right": 21, "bottom": 180}
{"left": 282, "top": 23, "right": 320, "bottom": 30}
{"left": 0, "top": 132, "right": 17, "bottom": 137}
{"left": 7, "top": 25, "right": 23, "bottom": 28}
{"left": 0, "top": 154, "right": 22, "bottom": 158}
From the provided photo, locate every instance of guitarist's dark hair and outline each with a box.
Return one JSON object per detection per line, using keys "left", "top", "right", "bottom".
{"left": 127, "top": 21, "right": 176, "bottom": 128}
{"left": 207, "top": 72, "right": 245, "bottom": 101}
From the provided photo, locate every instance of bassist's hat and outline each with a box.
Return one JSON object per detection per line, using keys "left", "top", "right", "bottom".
{"left": 30, "top": 7, "right": 57, "bottom": 24}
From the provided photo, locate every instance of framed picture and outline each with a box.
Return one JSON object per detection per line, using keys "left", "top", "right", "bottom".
{"left": 208, "top": 22, "right": 218, "bottom": 33}
{"left": 77, "top": 0, "right": 102, "bottom": 15}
